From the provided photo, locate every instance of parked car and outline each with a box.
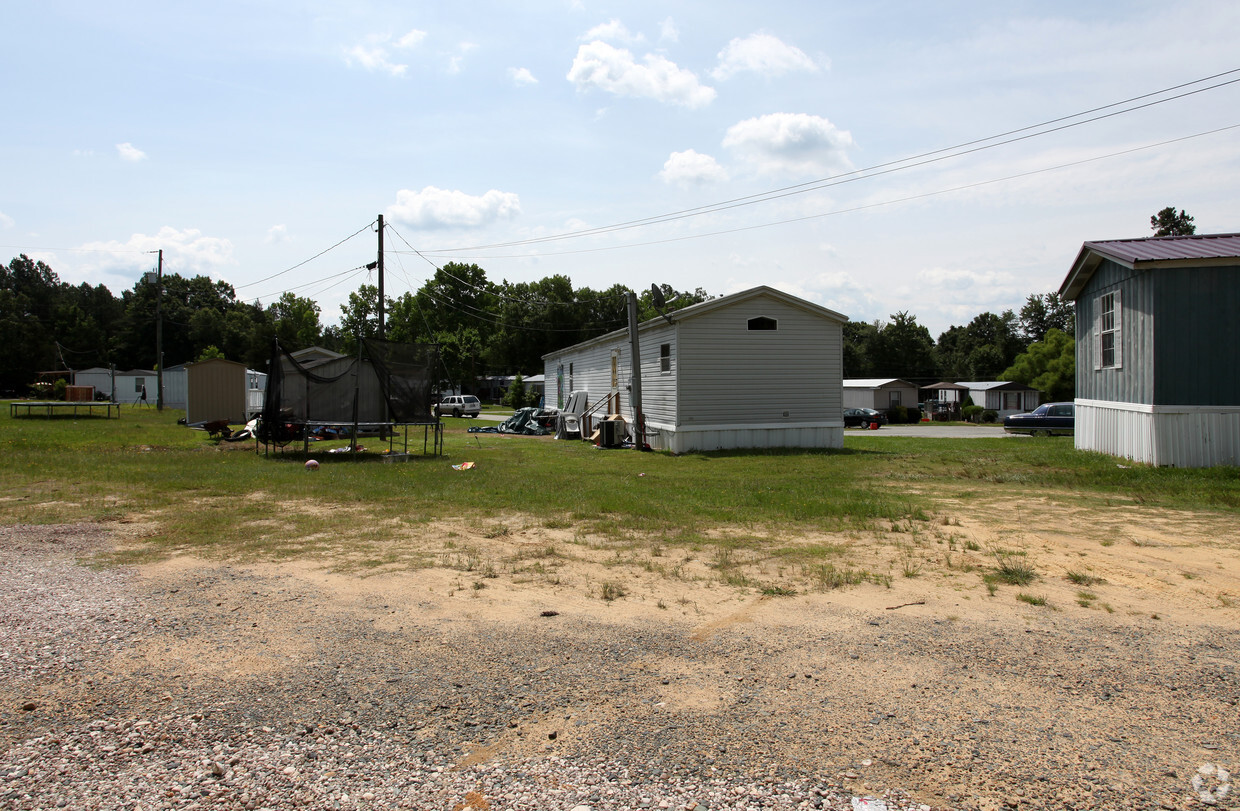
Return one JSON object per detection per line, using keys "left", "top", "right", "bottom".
{"left": 843, "top": 407, "right": 887, "bottom": 429}
{"left": 1003, "top": 402, "right": 1074, "bottom": 437}
{"left": 434, "top": 395, "right": 481, "bottom": 418}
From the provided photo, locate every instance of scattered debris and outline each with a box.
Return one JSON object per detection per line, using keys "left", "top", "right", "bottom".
{"left": 884, "top": 601, "right": 926, "bottom": 611}
{"left": 452, "top": 462, "right": 476, "bottom": 471}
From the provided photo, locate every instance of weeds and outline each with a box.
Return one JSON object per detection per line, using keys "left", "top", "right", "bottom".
{"left": 991, "top": 549, "right": 1036, "bottom": 586}
{"left": 1066, "top": 570, "right": 1102, "bottom": 586}
{"left": 600, "top": 581, "right": 626, "bottom": 601}
{"left": 1016, "top": 593, "right": 1048, "bottom": 607}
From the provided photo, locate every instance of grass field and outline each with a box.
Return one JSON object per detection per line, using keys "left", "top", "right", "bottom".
{"left": 2, "top": 404, "right": 1238, "bottom": 591}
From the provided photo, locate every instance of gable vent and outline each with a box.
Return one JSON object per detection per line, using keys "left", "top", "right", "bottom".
{"left": 748, "top": 316, "right": 777, "bottom": 331}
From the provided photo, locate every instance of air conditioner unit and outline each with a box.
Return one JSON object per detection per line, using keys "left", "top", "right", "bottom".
{"left": 600, "top": 419, "right": 619, "bottom": 447}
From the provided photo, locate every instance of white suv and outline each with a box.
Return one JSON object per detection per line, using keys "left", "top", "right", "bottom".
{"left": 435, "top": 395, "right": 481, "bottom": 418}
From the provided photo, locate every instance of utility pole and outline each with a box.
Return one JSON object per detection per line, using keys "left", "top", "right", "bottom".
{"left": 376, "top": 214, "right": 385, "bottom": 340}
{"left": 154, "top": 250, "right": 164, "bottom": 410}
{"left": 627, "top": 290, "right": 645, "bottom": 451}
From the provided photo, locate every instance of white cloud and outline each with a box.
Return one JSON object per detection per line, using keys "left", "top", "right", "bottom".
{"left": 79, "top": 227, "right": 235, "bottom": 278}
{"left": 397, "top": 28, "right": 427, "bottom": 49}
{"left": 73, "top": 148, "right": 95, "bottom": 158}
{"left": 659, "top": 149, "right": 728, "bottom": 186}
{"left": 712, "top": 33, "right": 821, "bottom": 80}
{"left": 386, "top": 186, "right": 521, "bottom": 229}
{"left": 567, "top": 41, "right": 716, "bottom": 108}
{"left": 344, "top": 35, "right": 411, "bottom": 77}
{"left": 660, "top": 17, "right": 679, "bottom": 43}
{"left": 265, "top": 224, "right": 289, "bottom": 244}
{"left": 0, "top": 211, "right": 13, "bottom": 229}
{"left": 582, "top": 19, "right": 643, "bottom": 45}
{"left": 509, "top": 67, "right": 538, "bottom": 86}
{"left": 116, "top": 142, "right": 147, "bottom": 162}
{"left": 447, "top": 42, "right": 478, "bottom": 75}
{"left": 722, "top": 113, "right": 854, "bottom": 176}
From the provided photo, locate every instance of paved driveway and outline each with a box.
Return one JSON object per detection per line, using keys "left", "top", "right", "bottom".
{"left": 847, "top": 424, "right": 1020, "bottom": 439}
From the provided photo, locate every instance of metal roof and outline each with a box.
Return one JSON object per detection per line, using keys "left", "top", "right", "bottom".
{"left": 843, "top": 378, "right": 915, "bottom": 389}
{"left": 1083, "top": 232, "right": 1240, "bottom": 264}
{"left": 1060, "top": 232, "right": 1240, "bottom": 299}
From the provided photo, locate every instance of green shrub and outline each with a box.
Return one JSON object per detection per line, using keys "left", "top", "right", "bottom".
{"left": 907, "top": 408, "right": 923, "bottom": 423}
{"left": 887, "top": 405, "right": 908, "bottom": 424}
{"left": 981, "top": 409, "right": 998, "bottom": 423}
{"left": 502, "top": 374, "right": 529, "bottom": 409}
{"left": 962, "top": 405, "right": 983, "bottom": 423}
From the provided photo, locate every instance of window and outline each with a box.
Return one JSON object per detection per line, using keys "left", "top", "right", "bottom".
{"left": 660, "top": 343, "right": 671, "bottom": 373}
{"left": 748, "top": 316, "right": 777, "bottom": 331}
{"left": 1096, "top": 291, "right": 1122, "bottom": 369}
{"left": 889, "top": 390, "right": 901, "bottom": 407}
{"left": 134, "top": 377, "right": 146, "bottom": 393}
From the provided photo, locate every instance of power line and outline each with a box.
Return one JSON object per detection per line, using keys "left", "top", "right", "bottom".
{"left": 385, "top": 224, "right": 629, "bottom": 306}
{"left": 233, "top": 221, "right": 375, "bottom": 291}
{"left": 411, "top": 121, "right": 1240, "bottom": 261}
{"left": 401, "top": 68, "right": 1240, "bottom": 256}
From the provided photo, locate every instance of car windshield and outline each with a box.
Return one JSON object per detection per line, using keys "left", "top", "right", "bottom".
{"left": 1032, "top": 405, "right": 1050, "bottom": 416}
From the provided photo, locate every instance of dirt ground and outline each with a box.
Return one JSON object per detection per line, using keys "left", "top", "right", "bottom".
{"left": 5, "top": 495, "right": 1240, "bottom": 810}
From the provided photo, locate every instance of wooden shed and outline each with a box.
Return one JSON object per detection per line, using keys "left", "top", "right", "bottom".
{"left": 1060, "top": 232, "right": 1240, "bottom": 467}
{"left": 186, "top": 358, "right": 247, "bottom": 425}
{"left": 543, "top": 286, "right": 846, "bottom": 453}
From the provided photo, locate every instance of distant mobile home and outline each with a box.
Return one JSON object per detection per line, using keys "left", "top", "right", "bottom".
{"left": 543, "top": 286, "right": 847, "bottom": 453}
{"left": 843, "top": 379, "right": 919, "bottom": 413}
{"left": 955, "top": 381, "right": 1042, "bottom": 418}
{"left": 1060, "top": 232, "right": 1240, "bottom": 467}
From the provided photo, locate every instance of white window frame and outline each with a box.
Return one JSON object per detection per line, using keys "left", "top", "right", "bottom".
{"left": 1094, "top": 290, "right": 1122, "bottom": 370}
{"left": 659, "top": 343, "right": 671, "bottom": 374}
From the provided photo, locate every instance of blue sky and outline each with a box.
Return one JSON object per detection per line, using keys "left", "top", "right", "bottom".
{"left": 3, "top": 1, "right": 1239, "bottom": 336}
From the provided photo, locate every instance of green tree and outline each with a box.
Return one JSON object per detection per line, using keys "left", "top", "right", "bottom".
{"left": 197, "top": 345, "right": 225, "bottom": 361}
{"left": 1000, "top": 328, "right": 1075, "bottom": 402}
{"left": 866, "top": 311, "right": 936, "bottom": 378}
{"left": 1150, "top": 206, "right": 1196, "bottom": 236}
{"left": 337, "top": 284, "right": 383, "bottom": 354}
{"left": 268, "top": 293, "right": 321, "bottom": 350}
{"left": 502, "top": 372, "right": 529, "bottom": 409}
{"left": 1019, "top": 292, "right": 1074, "bottom": 343}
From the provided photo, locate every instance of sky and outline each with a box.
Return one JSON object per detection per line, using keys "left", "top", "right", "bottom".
{"left": 3, "top": 1, "right": 1239, "bottom": 338}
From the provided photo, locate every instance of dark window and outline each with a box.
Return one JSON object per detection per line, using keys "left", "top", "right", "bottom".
{"left": 660, "top": 343, "right": 671, "bottom": 373}
{"left": 748, "top": 316, "right": 777, "bottom": 331}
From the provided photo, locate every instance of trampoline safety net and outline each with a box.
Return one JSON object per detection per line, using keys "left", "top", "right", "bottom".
{"left": 259, "top": 339, "right": 438, "bottom": 444}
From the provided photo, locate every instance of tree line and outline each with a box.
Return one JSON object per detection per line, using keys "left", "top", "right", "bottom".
{"left": 0, "top": 255, "right": 709, "bottom": 396}
{"left": 1, "top": 250, "right": 1075, "bottom": 401}
{"left": 6, "top": 206, "right": 1195, "bottom": 400}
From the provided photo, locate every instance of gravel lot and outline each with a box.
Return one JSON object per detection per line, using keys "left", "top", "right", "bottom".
{"left": 2, "top": 522, "right": 1238, "bottom": 811}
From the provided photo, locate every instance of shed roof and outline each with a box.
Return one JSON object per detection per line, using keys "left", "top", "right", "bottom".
{"left": 843, "top": 378, "right": 915, "bottom": 389}
{"left": 1060, "top": 232, "right": 1240, "bottom": 300}
{"left": 921, "top": 381, "right": 968, "bottom": 391}
{"left": 957, "top": 381, "right": 1036, "bottom": 392}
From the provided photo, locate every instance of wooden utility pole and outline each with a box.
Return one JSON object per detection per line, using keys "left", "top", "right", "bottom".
{"left": 155, "top": 249, "right": 164, "bottom": 410}
{"left": 377, "top": 214, "right": 385, "bottom": 340}
{"left": 627, "top": 290, "right": 645, "bottom": 451}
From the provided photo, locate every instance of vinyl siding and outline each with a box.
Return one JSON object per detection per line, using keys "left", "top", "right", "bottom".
{"left": 1077, "top": 399, "right": 1240, "bottom": 467}
{"left": 678, "top": 297, "right": 841, "bottom": 426}
{"left": 1074, "top": 258, "right": 1153, "bottom": 405}
{"left": 1151, "top": 265, "right": 1240, "bottom": 405}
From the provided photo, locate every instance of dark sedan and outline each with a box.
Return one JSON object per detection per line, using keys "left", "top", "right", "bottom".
{"left": 844, "top": 407, "right": 887, "bottom": 429}
{"left": 1003, "top": 402, "right": 1074, "bottom": 437}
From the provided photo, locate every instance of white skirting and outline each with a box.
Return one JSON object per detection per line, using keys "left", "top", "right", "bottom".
{"left": 1075, "top": 399, "right": 1240, "bottom": 467}
{"left": 647, "top": 421, "right": 844, "bottom": 454}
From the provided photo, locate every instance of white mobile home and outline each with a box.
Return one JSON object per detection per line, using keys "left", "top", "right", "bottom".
{"left": 843, "top": 379, "right": 919, "bottom": 412}
{"left": 543, "top": 286, "right": 847, "bottom": 453}
{"left": 957, "top": 381, "right": 1041, "bottom": 418}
